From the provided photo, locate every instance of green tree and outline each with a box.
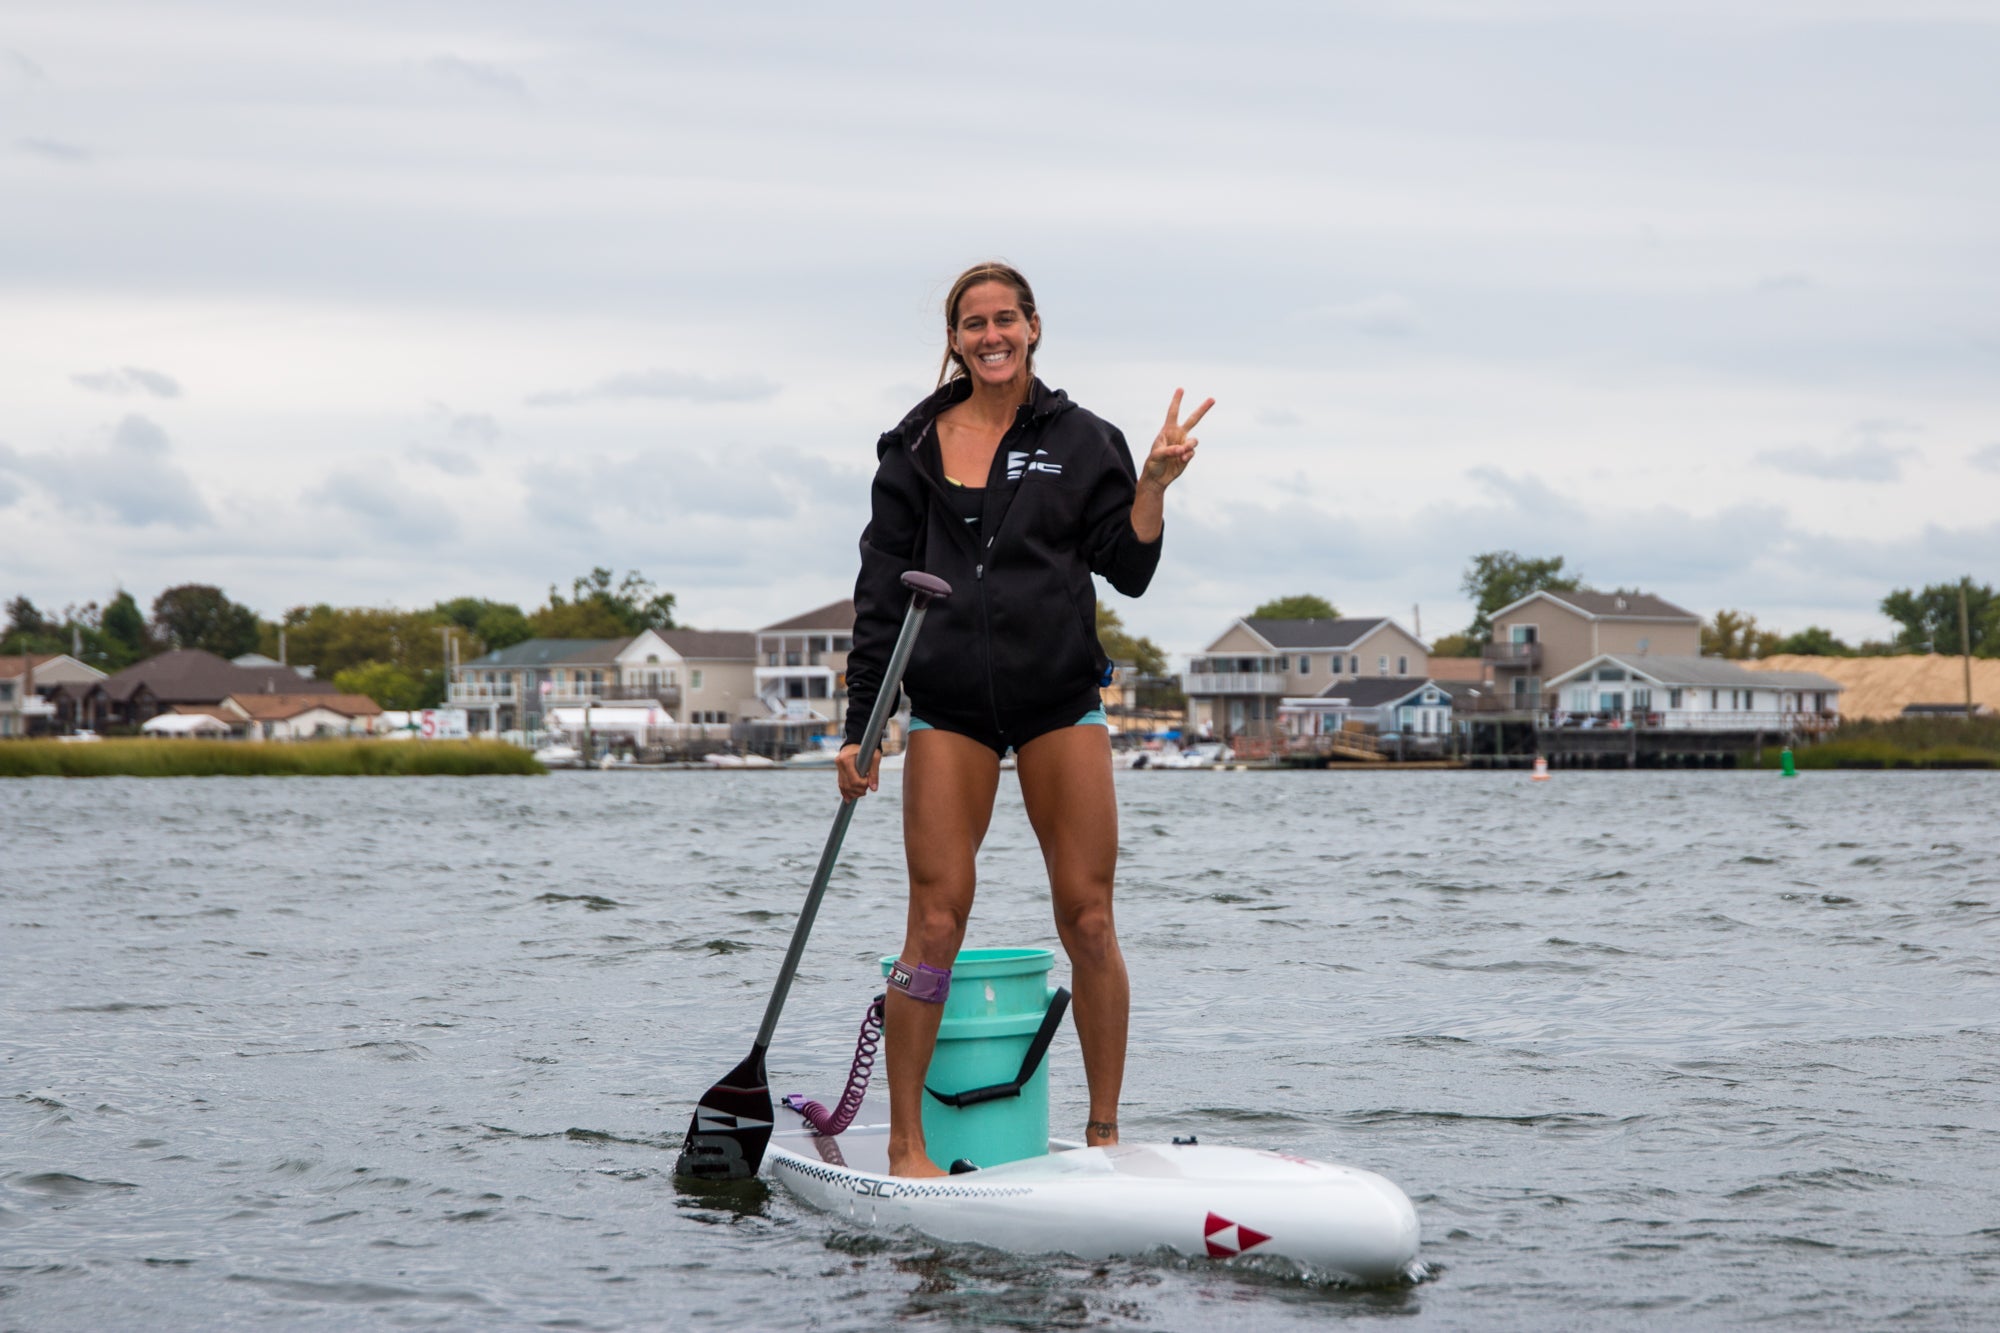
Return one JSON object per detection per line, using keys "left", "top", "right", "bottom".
{"left": 100, "top": 590, "right": 153, "bottom": 667}
{"left": 1702, "top": 609, "right": 1783, "bottom": 660}
{"left": 533, "top": 567, "right": 677, "bottom": 638}
{"left": 275, "top": 604, "right": 455, "bottom": 678}
{"left": 1459, "top": 552, "right": 1581, "bottom": 642}
{"left": 528, "top": 598, "right": 632, "bottom": 639}
{"left": 151, "top": 584, "right": 261, "bottom": 658}
{"left": 1096, "top": 604, "right": 1168, "bottom": 676}
{"left": 434, "top": 597, "right": 531, "bottom": 652}
{"left": 1249, "top": 593, "right": 1340, "bottom": 621}
{"left": 2, "top": 597, "right": 63, "bottom": 655}
{"left": 1880, "top": 580, "right": 1998, "bottom": 656}
{"left": 1773, "top": 625, "right": 1854, "bottom": 656}
{"left": 1428, "top": 632, "right": 1479, "bottom": 658}
{"left": 333, "top": 660, "right": 427, "bottom": 710}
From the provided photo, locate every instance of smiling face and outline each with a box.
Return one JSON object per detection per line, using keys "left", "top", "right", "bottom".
{"left": 949, "top": 280, "right": 1040, "bottom": 389}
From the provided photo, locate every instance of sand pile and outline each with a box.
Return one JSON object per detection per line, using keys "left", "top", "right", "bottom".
{"left": 1744, "top": 654, "right": 2000, "bottom": 721}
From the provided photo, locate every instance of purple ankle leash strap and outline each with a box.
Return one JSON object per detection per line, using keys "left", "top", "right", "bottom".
{"left": 783, "top": 995, "right": 885, "bottom": 1137}
{"left": 886, "top": 960, "right": 951, "bottom": 1003}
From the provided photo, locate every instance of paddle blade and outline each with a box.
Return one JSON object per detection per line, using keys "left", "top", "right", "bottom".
{"left": 674, "top": 1049, "right": 773, "bottom": 1181}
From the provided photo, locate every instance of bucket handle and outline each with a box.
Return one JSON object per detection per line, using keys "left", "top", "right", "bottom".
{"left": 924, "top": 987, "right": 1071, "bottom": 1109}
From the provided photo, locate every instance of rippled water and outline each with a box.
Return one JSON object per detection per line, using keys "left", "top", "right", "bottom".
{"left": 3, "top": 770, "right": 1997, "bottom": 1330}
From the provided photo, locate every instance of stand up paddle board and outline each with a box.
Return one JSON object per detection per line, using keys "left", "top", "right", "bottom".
{"left": 764, "top": 1106, "right": 1420, "bottom": 1284}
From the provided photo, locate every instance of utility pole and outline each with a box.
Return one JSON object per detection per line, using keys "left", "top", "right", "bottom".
{"left": 1962, "top": 578, "right": 1975, "bottom": 722}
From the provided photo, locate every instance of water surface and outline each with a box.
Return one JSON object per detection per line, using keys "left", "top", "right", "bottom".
{"left": 4, "top": 771, "right": 1997, "bottom": 1329}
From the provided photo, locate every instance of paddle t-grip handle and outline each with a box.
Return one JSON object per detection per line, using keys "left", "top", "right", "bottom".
{"left": 752, "top": 573, "right": 951, "bottom": 1053}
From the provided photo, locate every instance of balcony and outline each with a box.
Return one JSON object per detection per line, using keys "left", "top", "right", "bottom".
{"left": 544, "top": 683, "right": 682, "bottom": 707}
{"left": 1482, "top": 641, "right": 1543, "bottom": 669}
{"left": 1181, "top": 671, "right": 1289, "bottom": 697}
{"left": 449, "top": 681, "right": 516, "bottom": 702}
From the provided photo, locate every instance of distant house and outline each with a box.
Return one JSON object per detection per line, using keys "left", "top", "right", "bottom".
{"left": 1544, "top": 654, "right": 1842, "bottom": 731}
{"left": 85, "top": 650, "right": 334, "bottom": 731}
{"left": 1279, "top": 677, "right": 1452, "bottom": 743}
{"left": 1, "top": 653, "right": 106, "bottom": 737}
{"left": 1182, "top": 616, "right": 1428, "bottom": 738}
{"left": 1485, "top": 590, "right": 1701, "bottom": 713}
{"left": 756, "top": 601, "right": 855, "bottom": 738}
{"left": 450, "top": 638, "right": 626, "bottom": 734}
{"left": 615, "top": 628, "right": 758, "bottom": 726}
{"left": 215, "top": 693, "right": 386, "bottom": 740}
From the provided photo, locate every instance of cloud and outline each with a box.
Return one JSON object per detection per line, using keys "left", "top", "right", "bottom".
{"left": 1756, "top": 440, "right": 1916, "bottom": 481}
{"left": 1256, "top": 407, "right": 1303, "bottom": 428}
{"left": 526, "top": 369, "right": 782, "bottom": 408}
{"left": 306, "top": 467, "right": 460, "bottom": 545}
{"left": 0, "top": 415, "right": 213, "bottom": 527}
{"left": 446, "top": 411, "right": 500, "bottom": 444}
{"left": 71, "top": 366, "right": 184, "bottom": 398}
{"left": 1294, "top": 294, "right": 1421, "bottom": 338}
{"left": 424, "top": 55, "right": 530, "bottom": 103}
{"left": 0, "top": 443, "right": 22, "bottom": 508}
{"left": 1756, "top": 272, "right": 1814, "bottom": 293}
{"left": 407, "top": 444, "right": 479, "bottom": 476}
{"left": 1970, "top": 442, "right": 2000, "bottom": 474}
{"left": 3, "top": 49, "right": 45, "bottom": 81}
{"left": 17, "top": 137, "right": 89, "bottom": 164}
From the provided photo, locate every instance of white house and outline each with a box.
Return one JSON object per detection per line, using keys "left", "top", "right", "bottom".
{"left": 1544, "top": 655, "right": 1842, "bottom": 731}
{"left": 1278, "top": 677, "right": 1453, "bottom": 741}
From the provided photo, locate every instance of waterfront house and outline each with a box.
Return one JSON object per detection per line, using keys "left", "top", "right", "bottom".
{"left": 1483, "top": 590, "right": 1701, "bottom": 713}
{"left": 216, "top": 692, "right": 386, "bottom": 740}
{"left": 450, "top": 638, "right": 625, "bottom": 734}
{"left": 0, "top": 653, "right": 106, "bottom": 737}
{"left": 1278, "top": 677, "right": 1452, "bottom": 744}
{"left": 756, "top": 600, "right": 855, "bottom": 739}
{"left": 617, "top": 628, "right": 758, "bottom": 725}
{"left": 1544, "top": 654, "right": 1842, "bottom": 731}
{"left": 1182, "top": 617, "right": 1428, "bottom": 739}
{"left": 84, "top": 650, "right": 335, "bottom": 732}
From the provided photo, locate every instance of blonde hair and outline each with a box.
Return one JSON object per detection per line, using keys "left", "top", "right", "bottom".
{"left": 938, "top": 262, "right": 1039, "bottom": 387}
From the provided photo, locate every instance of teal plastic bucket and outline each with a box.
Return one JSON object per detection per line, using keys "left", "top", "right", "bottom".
{"left": 881, "top": 947, "right": 1057, "bottom": 1168}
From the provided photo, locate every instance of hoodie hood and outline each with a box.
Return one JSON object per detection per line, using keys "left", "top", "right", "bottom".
{"left": 876, "top": 377, "right": 1075, "bottom": 459}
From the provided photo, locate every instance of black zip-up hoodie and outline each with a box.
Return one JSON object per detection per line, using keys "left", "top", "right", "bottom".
{"left": 844, "top": 377, "right": 1162, "bottom": 747}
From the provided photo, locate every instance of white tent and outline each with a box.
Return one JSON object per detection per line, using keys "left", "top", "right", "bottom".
{"left": 545, "top": 705, "right": 665, "bottom": 738}
{"left": 142, "top": 713, "right": 232, "bottom": 737}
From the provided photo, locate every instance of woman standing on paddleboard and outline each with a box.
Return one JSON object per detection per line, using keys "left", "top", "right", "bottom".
{"left": 837, "top": 263, "right": 1211, "bottom": 1177}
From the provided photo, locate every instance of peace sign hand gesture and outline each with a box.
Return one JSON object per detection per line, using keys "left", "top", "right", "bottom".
{"left": 1140, "top": 388, "right": 1214, "bottom": 491}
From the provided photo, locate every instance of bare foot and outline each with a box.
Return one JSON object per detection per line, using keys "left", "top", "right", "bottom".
{"left": 1085, "top": 1119, "right": 1118, "bottom": 1147}
{"left": 888, "top": 1147, "right": 947, "bottom": 1178}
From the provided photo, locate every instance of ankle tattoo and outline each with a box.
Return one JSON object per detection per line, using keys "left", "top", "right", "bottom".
{"left": 1086, "top": 1120, "right": 1118, "bottom": 1139}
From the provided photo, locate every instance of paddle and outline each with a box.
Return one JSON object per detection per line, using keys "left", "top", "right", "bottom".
{"left": 674, "top": 570, "right": 952, "bottom": 1181}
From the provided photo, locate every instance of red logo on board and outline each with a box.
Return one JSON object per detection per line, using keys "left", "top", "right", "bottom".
{"left": 1203, "top": 1210, "right": 1272, "bottom": 1258}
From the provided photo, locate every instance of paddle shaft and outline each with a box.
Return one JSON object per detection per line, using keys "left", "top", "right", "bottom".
{"left": 750, "top": 587, "right": 933, "bottom": 1052}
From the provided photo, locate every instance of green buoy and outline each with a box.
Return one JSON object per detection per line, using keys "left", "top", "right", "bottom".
{"left": 1779, "top": 746, "right": 1797, "bottom": 778}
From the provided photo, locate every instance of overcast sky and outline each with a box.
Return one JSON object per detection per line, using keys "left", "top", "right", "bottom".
{"left": 4, "top": 1, "right": 1996, "bottom": 656}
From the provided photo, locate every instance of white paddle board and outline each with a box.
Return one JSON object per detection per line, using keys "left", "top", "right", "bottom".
{"left": 764, "top": 1108, "right": 1420, "bottom": 1284}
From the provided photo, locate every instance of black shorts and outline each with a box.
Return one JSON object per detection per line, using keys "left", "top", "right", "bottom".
{"left": 908, "top": 694, "right": 1107, "bottom": 758}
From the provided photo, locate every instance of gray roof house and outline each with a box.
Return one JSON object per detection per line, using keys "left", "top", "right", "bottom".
{"left": 1184, "top": 615, "right": 1431, "bottom": 739}
{"left": 1545, "top": 653, "right": 1842, "bottom": 731}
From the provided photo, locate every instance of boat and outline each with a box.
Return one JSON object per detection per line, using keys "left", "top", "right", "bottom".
{"left": 534, "top": 742, "right": 583, "bottom": 769}
{"left": 764, "top": 1112, "right": 1420, "bottom": 1284}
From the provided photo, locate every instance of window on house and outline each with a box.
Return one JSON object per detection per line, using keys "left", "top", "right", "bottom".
{"left": 811, "top": 636, "right": 828, "bottom": 652}
{"left": 1711, "top": 690, "right": 1720, "bottom": 710}
{"left": 691, "top": 669, "right": 703, "bottom": 689}
{"left": 766, "top": 652, "right": 779, "bottom": 667}
{"left": 1350, "top": 655, "right": 1361, "bottom": 673}
{"left": 1277, "top": 656, "right": 1289, "bottom": 671}
{"left": 808, "top": 679, "right": 829, "bottom": 698}
{"left": 1299, "top": 656, "right": 1311, "bottom": 673}
{"left": 834, "top": 637, "right": 852, "bottom": 652}
{"left": 646, "top": 654, "right": 660, "bottom": 664}
{"left": 785, "top": 651, "right": 802, "bottom": 667}
{"left": 1397, "top": 655, "right": 1408, "bottom": 674}
{"left": 1378, "top": 656, "right": 1389, "bottom": 675}
{"left": 787, "top": 680, "right": 806, "bottom": 699}
{"left": 1669, "top": 688, "right": 1683, "bottom": 708}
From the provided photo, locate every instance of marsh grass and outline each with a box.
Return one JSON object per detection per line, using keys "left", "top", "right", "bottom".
{"left": 1764, "top": 716, "right": 2000, "bottom": 770}
{"left": 0, "top": 738, "right": 546, "bottom": 778}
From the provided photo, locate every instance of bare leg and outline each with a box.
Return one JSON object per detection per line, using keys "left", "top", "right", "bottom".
{"left": 887, "top": 727, "right": 999, "bottom": 1177}
{"left": 1015, "top": 723, "right": 1125, "bottom": 1148}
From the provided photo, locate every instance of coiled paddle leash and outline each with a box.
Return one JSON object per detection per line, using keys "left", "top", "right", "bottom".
{"left": 783, "top": 994, "right": 885, "bottom": 1137}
